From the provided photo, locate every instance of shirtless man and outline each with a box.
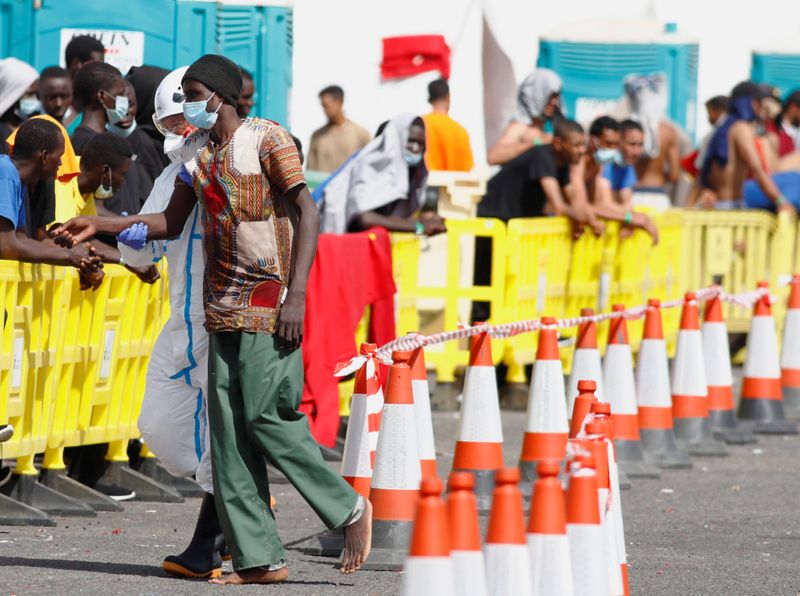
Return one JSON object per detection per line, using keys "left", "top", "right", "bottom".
{"left": 701, "top": 81, "right": 796, "bottom": 214}
{"left": 487, "top": 68, "right": 563, "bottom": 166}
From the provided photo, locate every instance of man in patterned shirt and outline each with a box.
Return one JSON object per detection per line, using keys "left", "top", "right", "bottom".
{"left": 55, "top": 54, "right": 372, "bottom": 585}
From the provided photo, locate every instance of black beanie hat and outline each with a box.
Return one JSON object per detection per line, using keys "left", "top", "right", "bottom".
{"left": 183, "top": 54, "right": 243, "bottom": 106}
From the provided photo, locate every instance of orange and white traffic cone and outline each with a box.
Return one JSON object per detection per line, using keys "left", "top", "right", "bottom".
{"left": 570, "top": 379, "right": 599, "bottom": 439}
{"left": 340, "top": 343, "right": 384, "bottom": 498}
{"left": 592, "top": 401, "right": 631, "bottom": 491}
{"left": 604, "top": 304, "right": 659, "bottom": 478}
{"left": 484, "top": 467, "right": 533, "bottom": 596}
{"left": 738, "top": 282, "right": 798, "bottom": 434}
{"left": 394, "top": 347, "right": 437, "bottom": 478}
{"left": 672, "top": 292, "right": 728, "bottom": 456}
{"left": 781, "top": 275, "right": 800, "bottom": 417}
{"left": 363, "top": 361, "right": 421, "bottom": 570}
{"left": 568, "top": 308, "right": 605, "bottom": 416}
{"left": 447, "top": 472, "right": 488, "bottom": 596}
{"left": 702, "top": 294, "right": 756, "bottom": 444}
{"left": 635, "top": 299, "right": 692, "bottom": 468}
{"left": 452, "top": 331, "right": 504, "bottom": 512}
{"left": 401, "top": 477, "right": 455, "bottom": 596}
{"left": 519, "top": 317, "right": 569, "bottom": 484}
{"left": 527, "top": 460, "right": 574, "bottom": 596}
{"left": 566, "top": 451, "right": 609, "bottom": 596}
{"left": 583, "top": 421, "right": 627, "bottom": 596}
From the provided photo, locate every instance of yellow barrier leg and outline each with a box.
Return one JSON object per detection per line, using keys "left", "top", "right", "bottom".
{"left": 105, "top": 439, "right": 128, "bottom": 463}
{"left": 42, "top": 446, "right": 66, "bottom": 471}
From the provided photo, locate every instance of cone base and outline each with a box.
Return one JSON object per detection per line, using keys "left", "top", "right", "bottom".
{"left": 783, "top": 387, "right": 800, "bottom": 418}
{"left": 640, "top": 429, "right": 692, "bottom": 469}
{"left": 288, "top": 528, "right": 344, "bottom": 557}
{"left": 614, "top": 440, "right": 660, "bottom": 478}
{"left": 362, "top": 520, "right": 413, "bottom": 571}
{"left": 708, "top": 409, "right": 757, "bottom": 444}
{"left": 674, "top": 417, "right": 728, "bottom": 456}
{"left": 737, "top": 399, "right": 799, "bottom": 434}
{"left": 450, "top": 468, "right": 496, "bottom": 513}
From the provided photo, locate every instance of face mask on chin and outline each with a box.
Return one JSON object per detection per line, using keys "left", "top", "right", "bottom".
{"left": 17, "top": 95, "right": 41, "bottom": 117}
{"left": 106, "top": 119, "right": 137, "bottom": 138}
{"left": 94, "top": 168, "right": 114, "bottom": 199}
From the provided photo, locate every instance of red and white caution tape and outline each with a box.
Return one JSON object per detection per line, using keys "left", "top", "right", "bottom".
{"left": 363, "top": 284, "right": 770, "bottom": 365}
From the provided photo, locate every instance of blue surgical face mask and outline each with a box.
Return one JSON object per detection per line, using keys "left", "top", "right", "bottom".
{"left": 404, "top": 150, "right": 423, "bottom": 167}
{"left": 106, "top": 119, "right": 137, "bottom": 138}
{"left": 104, "top": 92, "right": 129, "bottom": 125}
{"left": 594, "top": 147, "right": 620, "bottom": 166}
{"left": 183, "top": 92, "right": 220, "bottom": 129}
{"left": 18, "top": 95, "right": 41, "bottom": 117}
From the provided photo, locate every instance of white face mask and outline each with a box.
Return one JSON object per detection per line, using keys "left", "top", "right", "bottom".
{"left": 94, "top": 167, "right": 114, "bottom": 199}
{"left": 163, "top": 132, "right": 186, "bottom": 161}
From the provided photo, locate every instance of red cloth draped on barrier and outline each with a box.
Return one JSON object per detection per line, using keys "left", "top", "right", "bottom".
{"left": 301, "top": 228, "right": 396, "bottom": 447}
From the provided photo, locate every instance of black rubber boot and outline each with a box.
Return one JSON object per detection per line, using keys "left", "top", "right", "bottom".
{"left": 162, "top": 493, "right": 224, "bottom": 579}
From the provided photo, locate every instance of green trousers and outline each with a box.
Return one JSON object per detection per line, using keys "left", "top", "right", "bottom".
{"left": 208, "top": 331, "right": 358, "bottom": 571}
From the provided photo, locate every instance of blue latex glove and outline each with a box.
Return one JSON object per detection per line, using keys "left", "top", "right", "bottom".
{"left": 117, "top": 220, "right": 149, "bottom": 250}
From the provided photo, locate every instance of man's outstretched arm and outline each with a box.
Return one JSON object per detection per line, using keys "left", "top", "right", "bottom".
{"left": 55, "top": 180, "right": 198, "bottom": 246}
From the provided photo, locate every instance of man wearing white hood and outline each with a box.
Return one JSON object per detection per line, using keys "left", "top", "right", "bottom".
{"left": 0, "top": 57, "right": 41, "bottom": 153}
{"left": 319, "top": 113, "right": 446, "bottom": 236}
{"left": 117, "top": 66, "right": 219, "bottom": 579}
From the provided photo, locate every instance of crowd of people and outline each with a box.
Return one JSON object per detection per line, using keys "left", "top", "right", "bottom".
{"left": 0, "top": 33, "right": 798, "bottom": 586}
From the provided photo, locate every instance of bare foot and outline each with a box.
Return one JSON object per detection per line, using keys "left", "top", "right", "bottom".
{"left": 341, "top": 499, "right": 372, "bottom": 574}
{"left": 209, "top": 566, "right": 289, "bottom": 585}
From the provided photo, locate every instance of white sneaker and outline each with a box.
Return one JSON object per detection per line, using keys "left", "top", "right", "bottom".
{"left": 0, "top": 424, "right": 13, "bottom": 443}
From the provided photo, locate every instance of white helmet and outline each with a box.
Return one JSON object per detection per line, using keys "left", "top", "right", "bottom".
{"left": 152, "top": 65, "right": 190, "bottom": 134}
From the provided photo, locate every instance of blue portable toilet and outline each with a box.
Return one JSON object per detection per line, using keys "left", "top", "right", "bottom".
{"left": 537, "top": 19, "right": 699, "bottom": 139}
{"left": 0, "top": 0, "right": 293, "bottom": 125}
{"left": 751, "top": 39, "right": 800, "bottom": 100}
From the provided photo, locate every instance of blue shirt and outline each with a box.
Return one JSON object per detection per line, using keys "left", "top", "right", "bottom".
{"left": 0, "top": 155, "right": 27, "bottom": 230}
{"left": 602, "top": 163, "right": 637, "bottom": 191}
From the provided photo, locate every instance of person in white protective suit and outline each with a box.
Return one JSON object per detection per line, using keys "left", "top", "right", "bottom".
{"left": 119, "top": 66, "right": 222, "bottom": 579}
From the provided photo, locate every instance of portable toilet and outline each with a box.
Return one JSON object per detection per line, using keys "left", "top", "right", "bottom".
{"left": 0, "top": 0, "right": 293, "bottom": 125}
{"left": 752, "top": 38, "right": 800, "bottom": 100}
{"left": 537, "top": 19, "right": 699, "bottom": 139}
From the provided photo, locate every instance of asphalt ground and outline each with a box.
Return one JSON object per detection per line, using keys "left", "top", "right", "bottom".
{"left": 1, "top": 396, "right": 799, "bottom": 594}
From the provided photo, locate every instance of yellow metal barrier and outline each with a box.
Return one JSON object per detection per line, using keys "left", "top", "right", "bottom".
{"left": 391, "top": 218, "right": 507, "bottom": 383}
{"left": 503, "top": 217, "right": 572, "bottom": 382}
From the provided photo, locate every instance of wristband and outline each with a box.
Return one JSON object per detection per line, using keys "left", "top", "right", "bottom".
{"left": 415, "top": 220, "right": 425, "bottom": 236}
{"left": 776, "top": 194, "right": 788, "bottom": 207}
{"left": 623, "top": 210, "right": 634, "bottom": 225}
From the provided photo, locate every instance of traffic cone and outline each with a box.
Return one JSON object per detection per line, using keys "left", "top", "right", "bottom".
{"left": 781, "top": 275, "right": 800, "bottom": 417}
{"left": 635, "top": 299, "right": 692, "bottom": 468}
{"left": 672, "top": 292, "right": 728, "bottom": 456}
{"left": 566, "top": 451, "right": 609, "bottom": 596}
{"left": 527, "top": 460, "right": 574, "bottom": 596}
{"left": 519, "top": 317, "right": 569, "bottom": 484}
{"left": 591, "top": 401, "right": 631, "bottom": 491}
{"left": 394, "top": 347, "right": 437, "bottom": 478}
{"left": 702, "top": 295, "right": 756, "bottom": 443}
{"left": 340, "top": 344, "right": 383, "bottom": 497}
{"left": 570, "top": 379, "right": 599, "bottom": 439}
{"left": 604, "top": 304, "right": 659, "bottom": 478}
{"left": 738, "top": 282, "right": 798, "bottom": 434}
{"left": 363, "top": 362, "right": 421, "bottom": 570}
{"left": 452, "top": 331, "right": 504, "bottom": 512}
{"left": 584, "top": 421, "right": 627, "bottom": 596}
{"left": 568, "top": 308, "right": 605, "bottom": 416}
{"left": 447, "top": 472, "right": 488, "bottom": 596}
{"left": 401, "top": 477, "right": 455, "bottom": 596}
{"left": 484, "top": 467, "right": 533, "bottom": 596}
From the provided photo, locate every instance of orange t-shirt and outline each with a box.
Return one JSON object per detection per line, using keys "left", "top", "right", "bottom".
{"left": 423, "top": 112, "right": 474, "bottom": 172}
